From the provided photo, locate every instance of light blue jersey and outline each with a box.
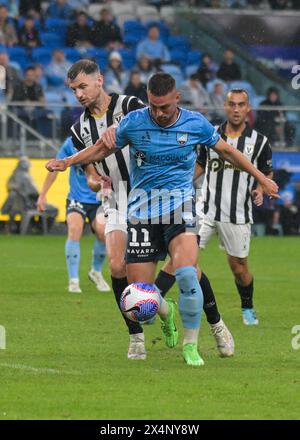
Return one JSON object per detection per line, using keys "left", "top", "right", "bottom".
{"left": 57, "top": 137, "right": 98, "bottom": 204}
{"left": 116, "top": 107, "right": 220, "bottom": 219}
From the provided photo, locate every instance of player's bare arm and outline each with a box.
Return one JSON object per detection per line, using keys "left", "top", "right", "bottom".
{"left": 85, "top": 164, "right": 103, "bottom": 192}
{"left": 37, "top": 171, "right": 58, "bottom": 211}
{"left": 252, "top": 172, "right": 273, "bottom": 206}
{"left": 213, "top": 138, "right": 279, "bottom": 198}
{"left": 45, "top": 139, "right": 114, "bottom": 172}
{"left": 193, "top": 162, "right": 205, "bottom": 181}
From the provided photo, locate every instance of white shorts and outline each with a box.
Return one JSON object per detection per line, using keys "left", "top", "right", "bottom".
{"left": 199, "top": 220, "right": 251, "bottom": 258}
{"left": 103, "top": 208, "right": 127, "bottom": 236}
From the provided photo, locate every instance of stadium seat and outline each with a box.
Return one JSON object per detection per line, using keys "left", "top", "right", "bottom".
{"left": 20, "top": 210, "right": 48, "bottom": 235}
{"left": 159, "top": 6, "right": 175, "bottom": 25}
{"left": 167, "top": 35, "right": 191, "bottom": 52}
{"left": 206, "top": 79, "right": 228, "bottom": 94}
{"left": 40, "top": 32, "right": 65, "bottom": 48}
{"left": 187, "top": 50, "right": 201, "bottom": 66}
{"left": 170, "top": 49, "right": 187, "bottom": 70}
{"left": 110, "top": 1, "right": 135, "bottom": 16}
{"left": 161, "top": 63, "right": 184, "bottom": 87}
{"left": 31, "top": 47, "right": 52, "bottom": 65}
{"left": 119, "top": 48, "right": 136, "bottom": 69}
{"left": 44, "top": 18, "right": 68, "bottom": 36}
{"left": 62, "top": 47, "right": 81, "bottom": 63}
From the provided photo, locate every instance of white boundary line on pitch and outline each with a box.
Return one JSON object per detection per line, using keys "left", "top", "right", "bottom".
{"left": 0, "top": 363, "right": 83, "bottom": 376}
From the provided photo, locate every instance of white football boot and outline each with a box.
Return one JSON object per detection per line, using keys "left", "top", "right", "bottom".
{"left": 68, "top": 278, "right": 82, "bottom": 293}
{"left": 127, "top": 333, "right": 146, "bottom": 360}
{"left": 210, "top": 318, "right": 234, "bottom": 357}
{"left": 88, "top": 270, "right": 110, "bottom": 292}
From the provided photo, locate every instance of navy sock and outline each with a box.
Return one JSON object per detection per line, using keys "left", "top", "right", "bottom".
{"left": 235, "top": 279, "right": 254, "bottom": 309}
{"left": 111, "top": 276, "right": 143, "bottom": 335}
{"left": 201, "top": 272, "right": 221, "bottom": 325}
{"left": 155, "top": 270, "right": 176, "bottom": 297}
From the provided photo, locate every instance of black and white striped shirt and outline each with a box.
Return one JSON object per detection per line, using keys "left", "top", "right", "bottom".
{"left": 197, "top": 123, "right": 273, "bottom": 224}
{"left": 70, "top": 93, "right": 144, "bottom": 203}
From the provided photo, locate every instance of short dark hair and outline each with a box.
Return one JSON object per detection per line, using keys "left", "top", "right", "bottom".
{"left": 227, "top": 88, "right": 249, "bottom": 101}
{"left": 147, "top": 73, "right": 176, "bottom": 96}
{"left": 67, "top": 59, "right": 100, "bottom": 81}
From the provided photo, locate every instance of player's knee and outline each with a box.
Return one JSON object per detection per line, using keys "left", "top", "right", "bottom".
{"left": 109, "top": 255, "right": 126, "bottom": 278}
{"left": 68, "top": 226, "right": 82, "bottom": 241}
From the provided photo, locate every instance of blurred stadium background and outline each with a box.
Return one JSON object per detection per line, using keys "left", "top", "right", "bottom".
{"left": 0, "top": 0, "right": 300, "bottom": 234}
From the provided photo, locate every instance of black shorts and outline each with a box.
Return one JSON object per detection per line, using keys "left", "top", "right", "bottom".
{"left": 126, "top": 202, "right": 197, "bottom": 264}
{"left": 66, "top": 199, "right": 100, "bottom": 225}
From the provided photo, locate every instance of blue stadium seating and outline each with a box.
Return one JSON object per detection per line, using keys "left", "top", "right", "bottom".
{"left": 62, "top": 48, "right": 81, "bottom": 63}
{"left": 167, "top": 35, "right": 191, "bottom": 52}
{"left": 40, "top": 32, "right": 65, "bottom": 48}
{"left": 31, "top": 48, "right": 53, "bottom": 66}
{"left": 119, "top": 48, "right": 136, "bottom": 69}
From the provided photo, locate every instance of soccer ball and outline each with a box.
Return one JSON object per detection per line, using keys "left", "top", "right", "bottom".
{"left": 120, "top": 282, "right": 161, "bottom": 323}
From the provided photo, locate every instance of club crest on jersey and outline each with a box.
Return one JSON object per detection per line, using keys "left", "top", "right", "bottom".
{"left": 245, "top": 143, "right": 254, "bottom": 156}
{"left": 135, "top": 151, "right": 146, "bottom": 167}
{"left": 177, "top": 133, "right": 188, "bottom": 145}
{"left": 113, "top": 111, "right": 123, "bottom": 124}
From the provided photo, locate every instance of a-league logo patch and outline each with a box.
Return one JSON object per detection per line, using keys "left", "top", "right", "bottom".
{"left": 177, "top": 133, "right": 188, "bottom": 145}
{"left": 135, "top": 151, "right": 146, "bottom": 167}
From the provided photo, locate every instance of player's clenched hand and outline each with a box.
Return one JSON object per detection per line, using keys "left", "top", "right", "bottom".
{"left": 251, "top": 189, "right": 263, "bottom": 206}
{"left": 261, "top": 178, "right": 280, "bottom": 199}
{"left": 45, "top": 158, "right": 67, "bottom": 172}
{"left": 101, "top": 125, "right": 117, "bottom": 149}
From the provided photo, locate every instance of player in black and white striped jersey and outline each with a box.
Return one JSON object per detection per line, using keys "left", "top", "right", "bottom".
{"left": 66, "top": 60, "right": 147, "bottom": 359}
{"left": 196, "top": 88, "right": 274, "bottom": 326}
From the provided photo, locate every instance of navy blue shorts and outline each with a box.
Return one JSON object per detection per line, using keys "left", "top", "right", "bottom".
{"left": 66, "top": 199, "right": 100, "bottom": 225}
{"left": 126, "top": 202, "right": 197, "bottom": 264}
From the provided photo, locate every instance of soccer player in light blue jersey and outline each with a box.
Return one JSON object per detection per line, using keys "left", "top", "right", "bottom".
{"left": 37, "top": 137, "right": 109, "bottom": 293}
{"left": 46, "top": 73, "right": 279, "bottom": 366}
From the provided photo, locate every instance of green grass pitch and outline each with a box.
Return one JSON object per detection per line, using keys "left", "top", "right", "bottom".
{"left": 0, "top": 235, "right": 299, "bottom": 420}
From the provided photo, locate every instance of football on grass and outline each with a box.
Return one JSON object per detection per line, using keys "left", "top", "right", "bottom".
{"left": 120, "top": 282, "right": 161, "bottom": 323}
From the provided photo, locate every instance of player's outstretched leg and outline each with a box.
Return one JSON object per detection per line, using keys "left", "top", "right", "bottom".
{"left": 66, "top": 239, "right": 81, "bottom": 293}
{"left": 155, "top": 266, "right": 234, "bottom": 357}
{"left": 89, "top": 239, "right": 110, "bottom": 292}
{"left": 176, "top": 266, "right": 204, "bottom": 367}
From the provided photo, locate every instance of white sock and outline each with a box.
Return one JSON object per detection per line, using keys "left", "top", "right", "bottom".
{"left": 183, "top": 328, "right": 199, "bottom": 345}
{"left": 130, "top": 332, "right": 144, "bottom": 342}
{"left": 158, "top": 297, "right": 169, "bottom": 320}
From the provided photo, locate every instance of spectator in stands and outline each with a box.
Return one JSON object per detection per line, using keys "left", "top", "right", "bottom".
{"left": 0, "top": 4, "right": 18, "bottom": 47}
{"left": 136, "top": 25, "right": 170, "bottom": 68}
{"left": 46, "top": 0, "right": 74, "bottom": 20}
{"left": 0, "top": 50, "right": 21, "bottom": 99}
{"left": 66, "top": 11, "right": 93, "bottom": 48}
{"left": 209, "top": 80, "right": 226, "bottom": 124}
{"left": 33, "top": 63, "right": 47, "bottom": 89}
{"left": 11, "top": 66, "right": 45, "bottom": 127}
{"left": 124, "top": 71, "right": 148, "bottom": 103}
{"left": 217, "top": 49, "right": 242, "bottom": 82}
{"left": 46, "top": 48, "right": 72, "bottom": 87}
{"left": 255, "top": 86, "right": 295, "bottom": 147}
{"left": 195, "top": 53, "right": 217, "bottom": 88}
{"left": 179, "top": 73, "right": 211, "bottom": 115}
{"left": 271, "top": 169, "right": 298, "bottom": 235}
{"left": 104, "top": 50, "right": 129, "bottom": 95}
{"left": 18, "top": 15, "right": 41, "bottom": 48}
{"left": 19, "top": 0, "right": 41, "bottom": 17}
{"left": 1, "top": 156, "right": 58, "bottom": 234}
{"left": 7, "top": 0, "right": 20, "bottom": 20}
{"left": 91, "top": 8, "right": 123, "bottom": 50}
{"left": 134, "top": 55, "right": 156, "bottom": 84}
